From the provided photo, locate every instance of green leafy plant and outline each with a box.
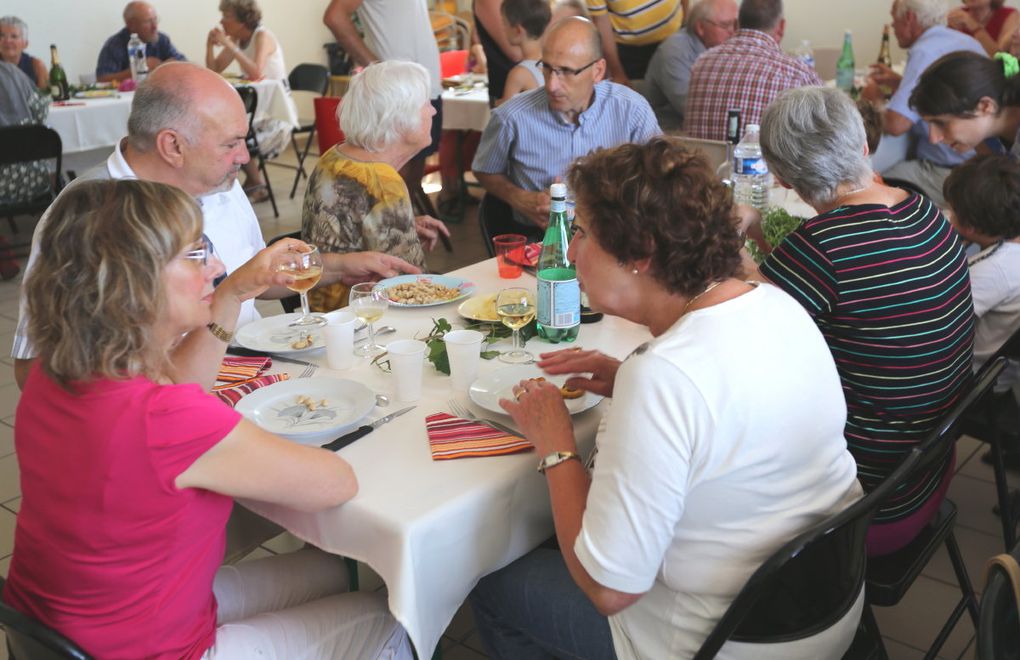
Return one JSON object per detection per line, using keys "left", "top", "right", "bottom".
{"left": 746, "top": 207, "right": 806, "bottom": 264}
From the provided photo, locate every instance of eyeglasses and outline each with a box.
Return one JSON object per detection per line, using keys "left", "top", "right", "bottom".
{"left": 183, "top": 234, "right": 214, "bottom": 266}
{"left": 702, "top": 18, "right": 738, "bottom": 32}
{"left": 538, "top": 59, "right": 601, "bottom": 79}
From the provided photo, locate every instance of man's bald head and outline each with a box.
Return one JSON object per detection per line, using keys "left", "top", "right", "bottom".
{"left": 123, "top": 1, "right": 160, "bottom": 42}
{"left": 544, "top": 16, "right": 603, "bottom": 61}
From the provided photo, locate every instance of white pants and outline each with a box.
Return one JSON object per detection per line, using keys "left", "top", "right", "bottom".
{"left": 202, "top": 548, "right": 412, "bottom": 660}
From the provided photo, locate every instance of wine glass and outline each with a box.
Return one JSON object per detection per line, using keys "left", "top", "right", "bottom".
{"left": 349, "top": 282, "right": 390, "bottom": 356}
{"left": 276, "top": 245, "right": 326, "bottom": 328}
{"left": 496, "top": 287, "right": 536, "bottom": 364}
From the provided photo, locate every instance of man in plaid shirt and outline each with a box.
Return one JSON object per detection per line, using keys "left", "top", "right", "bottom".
{"left": 685, "top": 0, "right": 820, "bottom": 141}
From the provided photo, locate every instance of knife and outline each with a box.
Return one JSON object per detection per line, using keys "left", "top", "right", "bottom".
{"left": 225, "top": 346, "right": 315, "bottom": 367}
{"left": 320, "top": 405, "right": 416, "bottom": 452}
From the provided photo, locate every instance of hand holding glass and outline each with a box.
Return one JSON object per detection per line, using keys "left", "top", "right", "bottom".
{"left": 497, "top": 287, "right": 535, "bottom": 364}
{"left": 349, "top": 282, "right": 389, "bottom": 356}
{"left": 276, "top": 245, "right": 325, "bottom": 328}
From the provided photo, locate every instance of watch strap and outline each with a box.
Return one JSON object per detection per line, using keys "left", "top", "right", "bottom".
{"left": 207, "top": 321, "right": 234, "bottom": 343}
{"left": 537, "top": 450, "right": 581, "bottom": 474}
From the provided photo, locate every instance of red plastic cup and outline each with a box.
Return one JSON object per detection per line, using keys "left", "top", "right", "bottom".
{"left": 493, "top": 234, "right": 527, "bottom": 279}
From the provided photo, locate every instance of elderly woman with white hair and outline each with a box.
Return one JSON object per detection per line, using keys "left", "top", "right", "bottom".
{"left": 746, "top": 86, "right": 976, "bottom": 557}
{"left": 301, "top": 60, "right": 450, "bottom": 312}
{"left": 0, "top": 16, "right": 46, "bottom": 89}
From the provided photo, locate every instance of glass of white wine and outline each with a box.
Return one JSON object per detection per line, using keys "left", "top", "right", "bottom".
{"left": 276, "top": 245, "right": 326, "bottom": 328}
{"left": 349, "top": 282, "right": 389, "bottom": 356}
{"left": 496, "top": 287, "right": 536, "bottom": 364}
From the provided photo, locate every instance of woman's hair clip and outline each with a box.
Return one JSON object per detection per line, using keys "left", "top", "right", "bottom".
{"left": 995, "top": 52, "right": 1020, "bottom": 79}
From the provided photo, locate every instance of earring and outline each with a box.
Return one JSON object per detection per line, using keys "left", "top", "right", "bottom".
{"left": 631, "top": 269, "right": 639, "bottom": 275}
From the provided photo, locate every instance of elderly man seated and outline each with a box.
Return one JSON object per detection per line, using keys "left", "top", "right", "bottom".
{"left": 642, "top": 0, "right": 739, "bottom": 131}
{"left": 96, "top": 1, "right": 186, "bottom": 83}
{"left": 472, "top": 16, "right": 660, "bottom": 236}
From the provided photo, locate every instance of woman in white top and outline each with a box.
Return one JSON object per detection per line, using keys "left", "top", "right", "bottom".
{"left": 469, "top": 137, "right": 864, "bottom": 659}
{"left": 206, "top": 0, "right": 290, "bottom": 202}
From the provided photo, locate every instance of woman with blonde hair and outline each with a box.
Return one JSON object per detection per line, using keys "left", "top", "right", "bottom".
{"left": 1, "top": 179, "right": 411, "bottom": 659}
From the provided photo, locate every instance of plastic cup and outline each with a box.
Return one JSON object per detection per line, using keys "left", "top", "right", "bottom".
{"left": 387, "top": 339, "right": 427, "bottom": 402}
{"left": 443, "top": 329, "right": 485, "bottom": 391}
{"left": 324, "top": 310, "right": 358, "bottom": 370}
{"left": 493, "top": 234, "right": 527, "bottom": 279}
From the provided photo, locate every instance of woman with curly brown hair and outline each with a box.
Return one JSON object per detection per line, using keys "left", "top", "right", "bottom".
{"left": 468, "top": 136, "right": 863, "bottom": 660}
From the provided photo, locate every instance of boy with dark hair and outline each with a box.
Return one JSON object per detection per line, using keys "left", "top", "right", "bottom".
{"left": 497, "top": 0, "right": 551, "bottom": 105}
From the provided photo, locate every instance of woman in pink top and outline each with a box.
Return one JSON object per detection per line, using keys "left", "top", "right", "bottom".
{"left": 1, "top": 180, "right": 412, "bottom": 660}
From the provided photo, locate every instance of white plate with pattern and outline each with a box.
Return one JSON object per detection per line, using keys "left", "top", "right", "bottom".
{"left": 235, "top": 377, "right": 376, "bottom": 443}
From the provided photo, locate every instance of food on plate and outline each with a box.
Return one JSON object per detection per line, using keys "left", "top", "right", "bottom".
{"left": 386, "top": 279, "right": 461, "bottom": 305}
{"left": 461, "top": 293, "right": 499, "bottom": 321}
{"left": 559, "top": 384, "right": 584, "bottom": 400}
{"left": 296, "top": 395, "right": 328, "bottom": 411}
{"left": 290, "top": 334, "right": 315, "bottom": 349}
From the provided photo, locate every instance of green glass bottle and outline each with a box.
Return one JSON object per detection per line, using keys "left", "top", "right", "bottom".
{"left": 536, "top": 183, "right": 579, "bottom": 343}
{"left": 835, "top": 30, "right": 855, "bottom": 94}
{"left": 49, "top": 44, "right": 69, "bottom": 101}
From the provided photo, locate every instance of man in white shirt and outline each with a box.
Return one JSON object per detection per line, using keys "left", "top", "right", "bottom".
{"left": 12, "top": 62, "right": 418, "bottom": 389}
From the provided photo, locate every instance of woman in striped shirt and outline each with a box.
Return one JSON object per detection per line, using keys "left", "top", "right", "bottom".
{"left": 747, "top": 86, "right": 975, "bottom": 557}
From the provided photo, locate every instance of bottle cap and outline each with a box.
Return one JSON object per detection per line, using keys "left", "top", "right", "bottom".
{"left": 550, "top": 182, "right": 567, "bottom": 199}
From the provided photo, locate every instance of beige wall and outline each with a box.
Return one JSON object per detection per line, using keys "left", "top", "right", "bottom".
{"left": 6, "top": 0, "right": 1019, "bottom": 83}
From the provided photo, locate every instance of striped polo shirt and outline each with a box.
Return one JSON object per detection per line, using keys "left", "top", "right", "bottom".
{"left": 585, "top": 0, "right": 684, "bottom": 46}
{"left": 761, "top": 193, "right": 975, "bottom": 522}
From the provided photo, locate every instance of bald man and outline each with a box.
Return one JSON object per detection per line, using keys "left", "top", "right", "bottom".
{"left": 96, "top": 1, "right": 186, "bottom": 83}
{"left": 472, "top": 17, "right": 660, "bottom": 233}
{"left": 13, "top": 62, "right": 418, "bottom": 389}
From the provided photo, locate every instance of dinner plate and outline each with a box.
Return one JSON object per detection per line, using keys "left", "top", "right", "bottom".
{"left": 458, "top": 293, "right": 500, "bottom": 322}
{"left": 469, "top": 365, "right": 603, "bottom": 416}
{"left": 234, "top": 313, "right": 326, "bottom": 354}
{"left": 375, "top": 274, "right": 476, "bottom": 308}
{"left": 235, "top": 377, "right": 375, "bottom": 443}
{"left": 73, "top": 89, "right": 118, "bottom": 98}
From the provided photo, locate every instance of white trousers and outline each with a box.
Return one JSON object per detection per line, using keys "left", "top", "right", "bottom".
{"left": 202, "top": 548, "right": 412, "bottom": 660}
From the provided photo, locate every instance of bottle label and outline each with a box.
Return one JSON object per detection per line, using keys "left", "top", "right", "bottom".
{"left": 734, "top": 157, "right": 768, "bottom": 176}
{"left": 550, "top": 198, "right": 566, "bottom": 213}
{"left": 537, "top": 269, "right": 580, "bottom": 328}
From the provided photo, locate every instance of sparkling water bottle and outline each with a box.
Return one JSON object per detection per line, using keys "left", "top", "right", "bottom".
{"left": 536, "top": 183, "right": 580, "bottom": 343}
{"left": 732, "top": 124, "right": 769, "bottom": 211}
{"left": 127, "top": 33, "right": 148, "bottom": 82}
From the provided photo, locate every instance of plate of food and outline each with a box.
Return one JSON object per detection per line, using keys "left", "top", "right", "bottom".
{"left": 375, "top": 274, "right": 475, "bottom": 308}
{"left": 234, "top": 313, "right": 326, "bottom": 353}
{"left": 469, "top": 365, "right": 602, "bottom": 416}
{"left": 235, "top": 377, "right": 376, "bottom": 443}
{"left": 73, "top": 89, "right": 119, "bottom": 98}
{"left": 458, "top": 293, "right": 500, "bottom": 322}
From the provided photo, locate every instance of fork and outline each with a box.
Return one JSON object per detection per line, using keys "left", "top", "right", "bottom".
{"left": 447, "top": 399, "right": 520, "bottom": 437}
{"left": 298, "top": 362, "right": 317, "bottom": 378}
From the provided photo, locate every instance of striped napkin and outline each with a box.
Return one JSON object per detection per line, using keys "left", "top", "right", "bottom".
{"left": 217, "top": 356, "right": 273, "bottom": 384}
{"left": 426, "top": 412, "right": 533, "bottom": 460}
{"left": 214, "top": 373, "right": 290, "bottom": 407}
{"left": 523, "top": 242, "right": 541, "bottom": 266}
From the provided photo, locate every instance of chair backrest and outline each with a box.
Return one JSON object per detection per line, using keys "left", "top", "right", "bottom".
{"left": 672, "top": 135, "right": 728, "bottom": 175}
{"left": 288, "top": 63, "right": 330, "bottom": 95}
{"left": 235, "top": 86, "right": 260, "bottom": 154}
{"left": 0, "top": 125, "right": 64, "bottom": 203}
{"left": 693, "top": 357, "right": 1009, "bottom": 659}
{"left": 1, "top": 578, "right": 92, "bottom": 660}
{"left": 977, "top": 544, "right": 1020, "bottom": 659}
{"left": 314, "top": 96, "right": 345, "bottom": 154}
{"left": 440, "top": 50, "right": 469, "bottom": 79}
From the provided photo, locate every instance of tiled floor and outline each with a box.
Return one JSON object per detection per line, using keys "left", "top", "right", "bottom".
{"left": 0, "top": 145, "right": 1012, "bottom": 659}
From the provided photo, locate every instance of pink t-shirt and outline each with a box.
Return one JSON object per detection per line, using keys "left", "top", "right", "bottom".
{"left": 2, "top": 366, "right": 241, "bottom": 659}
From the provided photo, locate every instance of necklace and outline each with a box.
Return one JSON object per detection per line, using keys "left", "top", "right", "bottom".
{"left": 682, "top": 280, "right": 724, "bottom": 317}
{"left": 833, "top": 184, "right": 869, "bottom": 206}
{"left": 969, "top": 240, "right": 1005, "bottom": 267}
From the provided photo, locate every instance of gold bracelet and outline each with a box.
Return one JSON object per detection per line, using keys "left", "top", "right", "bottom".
{"left": 537, "top": 451, "right": 582, "bottom": 474}
{"left": 206, "top": 321, "right": 234, "bottom": 343}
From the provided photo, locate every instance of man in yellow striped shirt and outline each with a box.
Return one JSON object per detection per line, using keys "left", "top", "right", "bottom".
{"left": 586, "top": 0, "right": 686, "bottom": 86}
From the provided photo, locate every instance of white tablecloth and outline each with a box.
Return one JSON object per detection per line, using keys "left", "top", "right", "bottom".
{"left": 441, "top": 86, "right": 490, "bottom": 132}
{"left": 239, "top": 258, "right": 650, "bottom": 656}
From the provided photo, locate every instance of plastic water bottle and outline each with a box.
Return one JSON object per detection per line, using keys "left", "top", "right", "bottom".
{"left": 127, "top": 33, "right": 148, "bottom": 82}
{"left": 536, "top": 183, "right": 580, "bottom": 343}
{"left": 794, "top": 40, "right": 815, "bottom": 71}
{"left": 732, "top": 124, "right": 769, "bottom": 211}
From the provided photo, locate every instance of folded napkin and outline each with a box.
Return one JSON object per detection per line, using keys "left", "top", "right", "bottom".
{"left": 523, "top": 242, "right": 541, "bottom": 266}
{"left": 217, "top": 355, "right": 273, "bottom": 385}
{"left": 214, "top": 373, "right": 289, "bottom": 407}
{"left": 426, "top": 412, "right": 533, "bottom": 460}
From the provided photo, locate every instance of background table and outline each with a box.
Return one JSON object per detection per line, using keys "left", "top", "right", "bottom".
{"left": 239, "top": 258, "right": 649, "bottom": 656}
{"left": 441, "top": 86, "right": 490, "bottom": 132}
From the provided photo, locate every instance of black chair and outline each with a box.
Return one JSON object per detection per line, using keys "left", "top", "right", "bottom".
{"left": 976, "top": 542, "right": 1020, "bottom": 659}
{"left": 0, "top": 125, "right": 64, "bottom": 244}
{"left": 267, "top": 230, "right": 302, "bottom": 313}
{"left": 478, "top": 194, "right": 543, "bottom": 256}
{"left": 235, "top": 86, "right": 279, "bottom": 218}
{"left": 286, "top": 64, "right": 330, "bottom": 199}
{"left": 693, "top": 357, "right": 1007, "bottom": 659}
{"left": 1, "top": 578, "right": 92, "bottom": 659}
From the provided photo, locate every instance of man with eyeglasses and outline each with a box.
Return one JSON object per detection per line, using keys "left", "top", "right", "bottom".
{"left": 96, "top": 1, "right": 186, "bottom": 84}
{"left": 685, "top": 0, "right": 821, "bottom": 141}
{"left": 472, "top": 17, "right": 660, "bottom": 232}
{"left": 642, "top": 0, "right": 739, "bottom": 131}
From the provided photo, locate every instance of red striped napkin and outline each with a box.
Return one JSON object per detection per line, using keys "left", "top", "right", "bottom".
{"left": 217, "top": 356, "right": 273, "bottom": 385}
{"left": 426, "top": 412, "right": 533, "bottom": 460}
{"left": 214, "top": 373, "right": 289, "bottom": 407}
{"left": 523, "top": 242, "right": 541, "bottom": 266}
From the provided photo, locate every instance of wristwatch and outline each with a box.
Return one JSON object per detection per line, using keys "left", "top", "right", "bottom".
{"left": 537, "top": 451, "right": 581, "bottom": 474}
